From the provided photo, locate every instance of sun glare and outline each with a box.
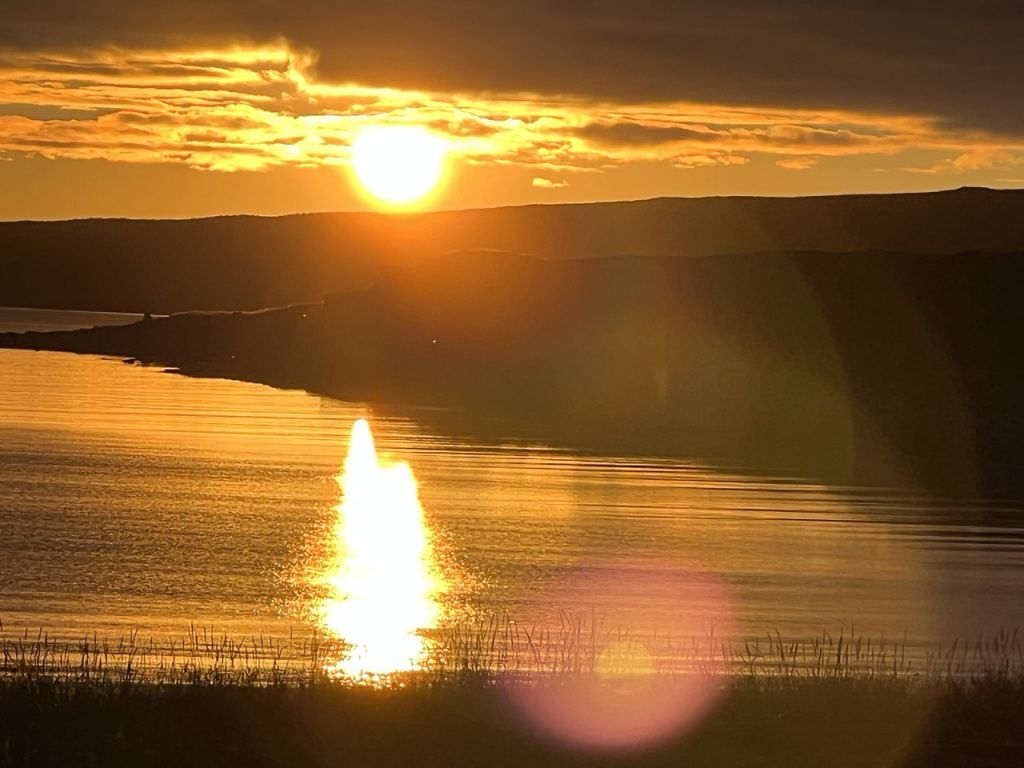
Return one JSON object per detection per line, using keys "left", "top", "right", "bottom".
{"left": 321, "top": 419, "right": 446, "bottom": 678}
{"left": 350, "top": 125, "right": 448, "bottom": 207}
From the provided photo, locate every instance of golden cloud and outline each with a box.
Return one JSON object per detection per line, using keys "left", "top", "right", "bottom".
{"left": 532, "top": 177, "right": 567, "bottom": 189}
{"left": 902, "top": 149, "right": 1024, "bottom": 176}
{"left": 1, "top": 44, "right": 1022, "bottom": 176}
{"left": 776, "top": 157, "right": 819, "bottom": 171}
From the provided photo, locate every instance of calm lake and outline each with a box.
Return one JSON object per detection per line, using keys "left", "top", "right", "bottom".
{"left": 1, "top": 307, "right": 1022, "bottom": 675}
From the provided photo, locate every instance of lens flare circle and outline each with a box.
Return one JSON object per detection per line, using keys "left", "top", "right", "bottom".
{"left": 350, "top": 125, "right": 447, "bottom": 206}
{"left": 505, "top": 559, "right": 735, "bottom": 752}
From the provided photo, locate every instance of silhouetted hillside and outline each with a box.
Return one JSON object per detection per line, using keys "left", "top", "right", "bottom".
{"left": 4, "top": 249, "right": 1023, "bottom": 501}
{"left": 2, "top": 187, "right": 1023, "bottom": 313}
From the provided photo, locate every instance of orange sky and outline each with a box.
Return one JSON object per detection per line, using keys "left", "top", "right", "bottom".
{"left": 1, "top": 42, "right": 1022, "bottom": 219}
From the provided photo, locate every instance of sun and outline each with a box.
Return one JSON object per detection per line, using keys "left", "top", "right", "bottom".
{"left": 350, "top": 125, "right": 448, "bottom": 207}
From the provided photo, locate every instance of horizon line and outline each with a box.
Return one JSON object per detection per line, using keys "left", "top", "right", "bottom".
{"left": 0, "top": 185, "right": 1019, "bottom": 226}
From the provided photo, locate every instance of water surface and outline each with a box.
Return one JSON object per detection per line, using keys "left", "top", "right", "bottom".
{"left": 0, "top": 306, "right": 145, "bottom": 334}
{"left": 1, "top": 316, "right": 1022, "bottom": 674}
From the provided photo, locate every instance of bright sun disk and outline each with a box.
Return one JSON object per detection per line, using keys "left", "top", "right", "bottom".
{"left": 350, "top": 125, "right": 447, "bottom": 206}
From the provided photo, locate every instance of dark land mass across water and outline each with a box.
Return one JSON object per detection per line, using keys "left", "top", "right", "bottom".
{"left": 3, "top": 186, "right": 1024, "bottom": 314}
{"left": 3, "top": 248, "right": 1023, "bottom": 503}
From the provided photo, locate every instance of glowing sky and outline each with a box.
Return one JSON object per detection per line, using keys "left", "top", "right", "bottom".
{"left": 1, "top": 2, "right": 1022, "bottom": 218}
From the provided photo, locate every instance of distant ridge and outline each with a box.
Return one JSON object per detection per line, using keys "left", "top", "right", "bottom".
{"left": 2, "top": 187, "right": 1023, "bottom": 313}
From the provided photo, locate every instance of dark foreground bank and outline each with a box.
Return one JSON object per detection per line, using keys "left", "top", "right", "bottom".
{"left": 1, "top": 676, "right": 1022, "bottom": 768}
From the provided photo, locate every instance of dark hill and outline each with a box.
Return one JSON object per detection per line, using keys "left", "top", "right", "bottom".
{"left": 2, "top": 187, "right": 1023, "bottom": 314}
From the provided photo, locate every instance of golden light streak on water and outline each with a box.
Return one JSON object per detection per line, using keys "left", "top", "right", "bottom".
{"left": 320, "top": 419, "right": 446, "bottom": 678}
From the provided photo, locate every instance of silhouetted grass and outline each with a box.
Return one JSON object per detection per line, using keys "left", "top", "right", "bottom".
{"left": 2, "top": 616, "right": 1023, "bottom": 766}
{"left": 2, "top": 615, "right": 1022, "bottom": 687}
{"left": 1, "top": 664, "right": 1021, "bottom": 767}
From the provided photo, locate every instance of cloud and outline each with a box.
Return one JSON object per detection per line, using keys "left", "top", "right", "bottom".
{"left": 532, "top": 177, "right": 567, "bottom": 189}
{"left": 0, "top": 44, "right": 1021, "bottom": 178}
{"left": 571, "top": 122, "right": 712, "bottom": 147}
{"left": 1, "top": 2, "right": 1022, "bottom": 134}
{"left": 672, "top": 152, "right": 749, "bottom": 169}
{"left": 948, "top": 149, "right": 1020, "bottom": 172}
{"left": 776, "top": 157, "right": 819, "bottom": 171}
{"left": 903, "top": 148, "right": 1023, "bottom": 175}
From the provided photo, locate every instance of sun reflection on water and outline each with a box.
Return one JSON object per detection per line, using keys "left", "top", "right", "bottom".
{"left": 320, "top": 419, "right": 446, "bottom": 678}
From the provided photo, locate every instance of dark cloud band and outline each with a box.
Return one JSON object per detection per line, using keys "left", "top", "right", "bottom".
{"left": 1, "top": 1, "right": 1022, "bottom": 133}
